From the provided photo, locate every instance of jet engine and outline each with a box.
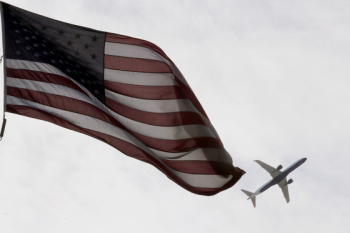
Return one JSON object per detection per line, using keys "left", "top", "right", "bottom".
{"left": 276, "top": 165, "right": 283, "bottom": 170}
{"left": 287, "top": 179, "right": 293, "bottom": 184}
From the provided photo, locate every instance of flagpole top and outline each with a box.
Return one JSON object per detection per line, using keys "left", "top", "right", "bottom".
{"left": 0, "top": 115, "right": 6, "bottom": 141}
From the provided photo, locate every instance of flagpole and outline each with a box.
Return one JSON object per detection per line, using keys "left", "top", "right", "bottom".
{"left": 0, "top": 2, "right": 7, "bottom": 140}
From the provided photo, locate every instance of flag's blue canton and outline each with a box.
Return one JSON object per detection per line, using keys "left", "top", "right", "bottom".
{"left": 3, "top": 4, "right": 106, "bottom": 103}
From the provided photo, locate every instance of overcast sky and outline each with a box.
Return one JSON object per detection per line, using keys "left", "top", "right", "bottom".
{"left": 1, "top": 0, "right": 350, "bottom": 232}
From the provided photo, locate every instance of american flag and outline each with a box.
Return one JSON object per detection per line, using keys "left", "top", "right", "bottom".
{"left": 1, "top": 2, "right": 245, "bottom": 195}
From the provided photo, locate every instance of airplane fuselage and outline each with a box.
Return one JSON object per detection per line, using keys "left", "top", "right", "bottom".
{"left": 249, "top": 158, "right": 307, "bottom": 198}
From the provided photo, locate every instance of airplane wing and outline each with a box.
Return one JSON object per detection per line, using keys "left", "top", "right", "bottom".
{"left": 255, "top": 160, "right": 282, "bottom": 178}
{"left": 278, "top": 178, "right": 290, "bottom": 203}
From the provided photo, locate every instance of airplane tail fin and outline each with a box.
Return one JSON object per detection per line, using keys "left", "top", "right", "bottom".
{"left": 250, "top": 196, "right": 256, "bottom": 208}
{"left": 241, "top": 189, "right": 256, "bottom": 208}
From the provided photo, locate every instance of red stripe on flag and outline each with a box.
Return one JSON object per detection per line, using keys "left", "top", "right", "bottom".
{"left": 132, "top": 132, "right": 223, "bottom": 153}
{"left": 104, "top": 55, "right": 171, "bottom": 73}
{"left": 161, "top": 160, "right": 235, "bottom": 176}
{"left": 6, "top": 104, "right": 245, "bottom": 196}
{"left": 105, "top": 97, "right": 206, "bottom": 126}
{"left": 7, "top": 68, "right": 86, "bottom": 94}
{"left": 104, "top": 80, "right": 185, "bottom": 100}
{"left": 106, "top": 33, "right": 172, "bottom": 62}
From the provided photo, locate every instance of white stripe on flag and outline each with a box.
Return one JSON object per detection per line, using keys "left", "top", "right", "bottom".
{"left": 7, "top": 77, "right": 92, "bottom": 103}
{"left": 106, "top": 89, "right": 197, "bottom": 113}
{"left": 150, "top": 147, "right": 232, "bottom": 163}
{"left": 6, "top": 59, "right": 69, "bottom": 78}
{"left": 105, "top": 42, "right": 168, "bottom": 62}
{"left": 104, "top": 69, "right": 177, "bottom": 86}
{"left": 172, "top": 170, "right": 233, "bottom": 188}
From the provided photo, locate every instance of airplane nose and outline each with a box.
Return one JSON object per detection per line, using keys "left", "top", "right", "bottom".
{"left": 302, "top": 158, "right": 307, "bottom": 163}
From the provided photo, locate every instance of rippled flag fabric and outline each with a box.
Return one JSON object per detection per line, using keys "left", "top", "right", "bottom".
{"left": 1, "top": 2, "right": 245, "bottom": 195}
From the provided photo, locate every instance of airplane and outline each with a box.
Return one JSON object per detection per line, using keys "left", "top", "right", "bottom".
{"left": 241, "top": 157, "right": 307, "bottom": 207}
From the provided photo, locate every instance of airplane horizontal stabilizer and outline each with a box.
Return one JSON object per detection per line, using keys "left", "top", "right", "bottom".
{"left": 241, "top": 189, "right": 256, "bottom": 207}
{"left": 241, "top": 189, "right": 253, "bottom": 197}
